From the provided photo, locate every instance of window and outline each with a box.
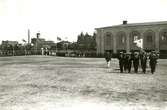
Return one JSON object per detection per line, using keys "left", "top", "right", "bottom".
{"left": 117, "top": 32, "right": 126, "bottom": 45}
{"left": 161, "top": 36, "right": 165, "bottom": 41}
{"left": 119, "top": 35, "right": 125, "bottom": 44}
{"left": 105, "top": 33, "right": 111, "bottom": 46}
{"left": 122, "top": 36, "right": 125, "bottom": 43}
{"left": 144, "top": 30, "right": 155, "bottom": 44}
{"left": 133, "top": 35, "right": 139, "bottom": 41}
{"left": 161, "top": 32, "right": 167, "bottom": 42}
{"left": 130, "top": 31, "right": 140, "bottom": 44}
{"left": 106, "top": 36, "right": 111, "bottom": 45}
{"left": 147, "top": 35, "right": 152, "bottom": 42}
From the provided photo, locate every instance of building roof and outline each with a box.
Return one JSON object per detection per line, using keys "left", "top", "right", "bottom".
{"left": 96, "top": 21, "right": 167, "bottom": 30}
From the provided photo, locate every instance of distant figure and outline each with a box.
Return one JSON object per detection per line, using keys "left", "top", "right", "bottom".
{"left": 133, "top": 52, "right": 140, "bottom": 73}
{"left": 41, "top": 48, "right": 44, "bottom": 55}
{"left": 104, "top": 51, "right": 112, "bottom": 68}
{"left": 140, "top": 51, "right": 147, "bottom": 73}
{"left": 149, "top": 51, "right": 158, "bottom": 74}
{"left": 118, "top": 52, "right": 125, "bottom": 73}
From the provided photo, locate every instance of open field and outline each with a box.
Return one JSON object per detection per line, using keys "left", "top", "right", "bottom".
{"left": 0, "top": 56, "right": 167, "bottom": 110}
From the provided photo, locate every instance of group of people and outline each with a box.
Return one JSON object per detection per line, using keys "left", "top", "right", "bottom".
{"left": 105, "top": 50, "right": 159, "bottom": 74}
{"left": 41, "top": 48, "right": 50, "bottom": 55}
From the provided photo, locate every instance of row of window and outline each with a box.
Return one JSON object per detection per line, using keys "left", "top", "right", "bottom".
{"left": 105, "top": 30, "right": 167, "bottom": 45}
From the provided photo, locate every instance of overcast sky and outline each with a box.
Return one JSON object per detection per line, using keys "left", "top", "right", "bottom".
{"left": 0, "top": 0, "right": 167, "bottom": 43}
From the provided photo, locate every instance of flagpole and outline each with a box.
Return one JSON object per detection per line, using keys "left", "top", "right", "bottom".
{"left": 56, "top": 37, "right": 62, "bottom": 55}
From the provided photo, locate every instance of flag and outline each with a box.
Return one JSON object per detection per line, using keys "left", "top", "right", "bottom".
{"left": 134, "top": 38, "right": 143, "bottom": 49}
{"left": 57, "top": 37, "right": 62, "bottom": 41}
{"left": 22, "top": 39, "right": 26, "bottom": 42}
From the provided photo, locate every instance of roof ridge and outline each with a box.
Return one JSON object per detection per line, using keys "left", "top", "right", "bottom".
{"left": 96, "top": 21, "right": 167, "bottom": 29}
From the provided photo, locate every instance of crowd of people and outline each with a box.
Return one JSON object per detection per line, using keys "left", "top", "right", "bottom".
{"left": 105, "top": 50, "right": 159, "bottom": 74}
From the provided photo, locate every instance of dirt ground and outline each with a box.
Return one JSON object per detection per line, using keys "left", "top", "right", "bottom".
{"left": 0, "top": 56, "right": 167, "bottom": 110}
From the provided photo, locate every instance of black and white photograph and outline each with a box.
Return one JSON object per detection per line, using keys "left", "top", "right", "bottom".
{"left": 0, "top": 0, "right": 167, "bottom": 110}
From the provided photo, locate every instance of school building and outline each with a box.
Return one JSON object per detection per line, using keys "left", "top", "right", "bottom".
{"left": 95, "top": 21, "right": 167, "bottom": 58}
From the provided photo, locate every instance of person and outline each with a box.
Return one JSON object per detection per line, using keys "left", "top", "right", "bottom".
{"left": 149, "top": 51, "right": 158, "bottom": 74}
{"left": 104, "top": 51, "right": 112, "bottom": 68}
{"left": 124, "top": 53, "right": 128, "bottom": 72}
{"left": 133, "top": 52, "right": 140, "bottom": 73}
{"left": 118, "top": 52, "right": 125, "bottom": 73}
{"left": 140, "top": 51, "right": 147, "bottom": 73}
{"left": 126, "top": 52, "right": 132, "bottom": 73}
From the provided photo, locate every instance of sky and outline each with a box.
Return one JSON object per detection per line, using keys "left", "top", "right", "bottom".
{"left": 0, "top": 0, "right": 167, "bottom": 43}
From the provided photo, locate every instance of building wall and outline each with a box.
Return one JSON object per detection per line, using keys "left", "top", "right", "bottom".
{"left": 96, "top": 24, "right": 167, "bottom": 54}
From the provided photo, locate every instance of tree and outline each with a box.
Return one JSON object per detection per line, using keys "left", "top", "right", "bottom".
{"left": 90, "top": 32, "right": 96, "bottom": 50}
{"left": 77, "top": 32, "right": 96, "bottom": 52}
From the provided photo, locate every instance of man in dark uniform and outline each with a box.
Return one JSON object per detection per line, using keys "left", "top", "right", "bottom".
{"left": 104, "top": 51, "right": 112, "bottom": 68}
{"left": 126, "top": 52, "right": 132, "bottom": 73}
{"left": 124, "top": 53, "right": 128, "bottom": 72}
{"left": 149, "top": 51, "right": 158, "bottom": 74}
{"left": 133, "top": 52, "right": 140, "bottom": 73}
{"left": 140, "top": 51, "right": 147, "bottom": 73}
{"left": 118, "top": 52, "right": 125, "bottom": 73}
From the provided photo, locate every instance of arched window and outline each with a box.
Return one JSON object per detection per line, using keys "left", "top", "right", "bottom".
{"left": 116, "top": 31, "right": 126, "bottom": 50}
{"left": 104, "top": 32, "right": 113, "bottom": 50}
{"left": 144, "top": 30, "right": 154, "bottom": 43}
{"left": 130, "top": 31, "right": 140, "bottom": 42}
{"left": 129, "top": 31, "right": 141, "bottom": 50}
{"left": 143, "top": 30, "right": 155, "bottom": 50}
{"left": 160, "top": 31, "right": 167, "bottom": 42}
{"left": 117, "top": 32, "right": 126, "bottom": 44}
{"left": 159, "top": 29, "right": 167, "bottom": 50}
{"left": 105, "top": 32, "right": 112, "bottom": 46}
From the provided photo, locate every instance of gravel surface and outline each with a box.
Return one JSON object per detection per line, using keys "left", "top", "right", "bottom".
{"left": 0, "top": 56, "right": 167, "bottom": 110}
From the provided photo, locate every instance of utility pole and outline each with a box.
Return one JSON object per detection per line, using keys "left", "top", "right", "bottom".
{"left": 36, "top": 32, "right": 40, "bottom": 55}
{"left": 28, "top": 29, "right": 30, "bottom": 44}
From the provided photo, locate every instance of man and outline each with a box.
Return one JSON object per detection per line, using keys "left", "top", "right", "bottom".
{"left": 149, "top": 51, "right": 158, "bottom": 74}
{"left": 124, "top": 53, "right": 128, "bottom": 72}
{"left": 140, "top": 51, "right": 147, "bottom": 73}
{"left": 104, "top": 51, "right": 112, "bottom": 68}
{"left": 126, "top": 52, "right": 132, "bottom": 73}
{"left": 133, "top": 52, "right": 140, "bottom": 73}
{"left": 118, "top": 52, "right": 125, "bottom": 73}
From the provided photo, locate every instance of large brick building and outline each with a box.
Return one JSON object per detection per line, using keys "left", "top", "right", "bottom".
{"left": 95, "top": 21, "right": 167, "bottom": 57}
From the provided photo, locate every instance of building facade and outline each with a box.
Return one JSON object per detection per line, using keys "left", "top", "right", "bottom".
{"left": 95, "top": 21, "right": 167, "bottom": 57}
{"left": 31, "top": 33, "right": 56, "bottom": 50}
{"left": 2, "top": 40, "right": 18, "bottom": 46}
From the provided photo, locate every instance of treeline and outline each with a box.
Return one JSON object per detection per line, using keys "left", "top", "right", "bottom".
{"left": 0, "top": 43, "right": 38, "bottom": 56}
{"left": 56, "top": 32, "right": 97, "bottom": 57}
{"left": 0, "top": 32, "right": 98, "bottom": 57}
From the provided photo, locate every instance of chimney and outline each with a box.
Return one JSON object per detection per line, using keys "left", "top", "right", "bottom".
{"left": 123, "top": 20, "right": 127, "bottom": 25}
{"left": 28, "top": 29, "right": 30, "bottom": 44}
{"left": 36, "top": 32, "right": 40, "bottom": 39}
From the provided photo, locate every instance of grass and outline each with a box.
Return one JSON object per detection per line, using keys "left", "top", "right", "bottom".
{"left": 0, "top": 56, "right": 167, "bottom": 110}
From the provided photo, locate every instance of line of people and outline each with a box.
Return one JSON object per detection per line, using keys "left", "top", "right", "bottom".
{"left": 118, "top": 51, "right": 159, "bottom": 74}
{"left": 104, "top": 51, "right": 159, "bottom": 74}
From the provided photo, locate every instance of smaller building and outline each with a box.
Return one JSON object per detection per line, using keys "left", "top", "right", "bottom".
{"left": 30, "top": 32, "right": 57, "bottom": 55}
{"left": 2, "top": 40, "right": 18, "bottom": 46}
{"left": 31, "top": 33, "right": 56, "bottom": 50}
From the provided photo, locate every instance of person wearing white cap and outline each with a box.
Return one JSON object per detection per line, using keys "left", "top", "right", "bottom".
{"left": 104, "top": 51, "right": 112, "bottom": 68}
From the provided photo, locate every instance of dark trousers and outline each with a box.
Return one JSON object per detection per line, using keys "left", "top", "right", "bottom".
{"left": 141, "top": 62, "right": 147, "bottom": 73}
{"left": 127, "top": 62, "right": 132, "bottom": 73}
{"left": 119, "top": 61, "right": 124, "bottom": 73}
{"left": 150, "top": 63, "right": 156, "bottom": 74}
{"left": 133, "top": 61, "right": 139, "bottom": 73}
